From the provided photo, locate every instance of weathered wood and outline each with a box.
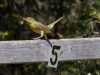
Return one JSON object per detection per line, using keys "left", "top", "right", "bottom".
{"left": 0, "top": 38, "right": 100, "bottom": 64}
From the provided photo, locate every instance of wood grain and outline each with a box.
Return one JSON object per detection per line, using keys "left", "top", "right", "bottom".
{"left": 0, "top": 38, "right": 100, "bottom": 64}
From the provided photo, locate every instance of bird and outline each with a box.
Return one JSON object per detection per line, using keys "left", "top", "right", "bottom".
{"left": 23, "top": 16, "right": 63, "bottom": 39}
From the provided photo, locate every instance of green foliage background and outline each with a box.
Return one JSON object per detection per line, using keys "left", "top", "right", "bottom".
{"left": 0, "top": 0, "right": 100, "bottom": 75}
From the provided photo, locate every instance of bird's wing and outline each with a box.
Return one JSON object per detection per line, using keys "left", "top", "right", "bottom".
{"left": 33, "top": 21, "right": 53, "bottom": 33}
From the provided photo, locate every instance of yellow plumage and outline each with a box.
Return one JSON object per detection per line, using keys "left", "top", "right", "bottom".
{"left": 23, "top": 17, "right": 63, "bottom": 39}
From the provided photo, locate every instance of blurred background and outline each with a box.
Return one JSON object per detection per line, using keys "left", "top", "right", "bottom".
{"left": 0, "top": 0, "right": 100, "bottom": 75}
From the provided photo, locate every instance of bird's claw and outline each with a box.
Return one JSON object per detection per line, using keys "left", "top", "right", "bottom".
{"left": 32, "top": 38, "right": 40, "bottom": 40}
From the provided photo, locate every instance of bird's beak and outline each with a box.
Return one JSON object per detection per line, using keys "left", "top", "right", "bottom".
{"left": 22, "top": 17, "right": 26, "bottom": 21}
{"left": 23, "top": 17, "right": 28, "bottom": 22}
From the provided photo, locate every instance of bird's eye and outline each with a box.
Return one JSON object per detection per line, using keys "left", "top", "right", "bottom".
{"left": 28, "top": 18, "right": 31, "bottom": 20}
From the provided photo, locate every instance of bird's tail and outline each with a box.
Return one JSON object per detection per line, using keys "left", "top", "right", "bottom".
{"left": 47, "top": 17, "right": 64, "bottom": 29}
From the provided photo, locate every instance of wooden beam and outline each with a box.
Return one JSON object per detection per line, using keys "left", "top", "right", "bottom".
{"left": 0, "top": 38, "right": 100, "bottom": 64}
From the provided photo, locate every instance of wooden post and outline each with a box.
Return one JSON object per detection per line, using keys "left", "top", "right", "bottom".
{"left": 0, "top": 38, "right": 100, "bottom": 64}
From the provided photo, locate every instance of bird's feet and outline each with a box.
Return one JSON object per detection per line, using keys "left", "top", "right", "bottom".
{"left": 32, "top": 37, "right": 42, "bottom": 40}
{"left": 32, "top": 38, "right": 40, "bottom": 40}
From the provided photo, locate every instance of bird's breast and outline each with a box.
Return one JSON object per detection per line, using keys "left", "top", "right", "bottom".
{"left": 27, "top": 22, "right": 36, "bottom": 28}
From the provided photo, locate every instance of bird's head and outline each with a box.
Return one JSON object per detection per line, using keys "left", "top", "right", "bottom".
{"left": 23, "top": 17, "right": 35, "bottom": 23}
